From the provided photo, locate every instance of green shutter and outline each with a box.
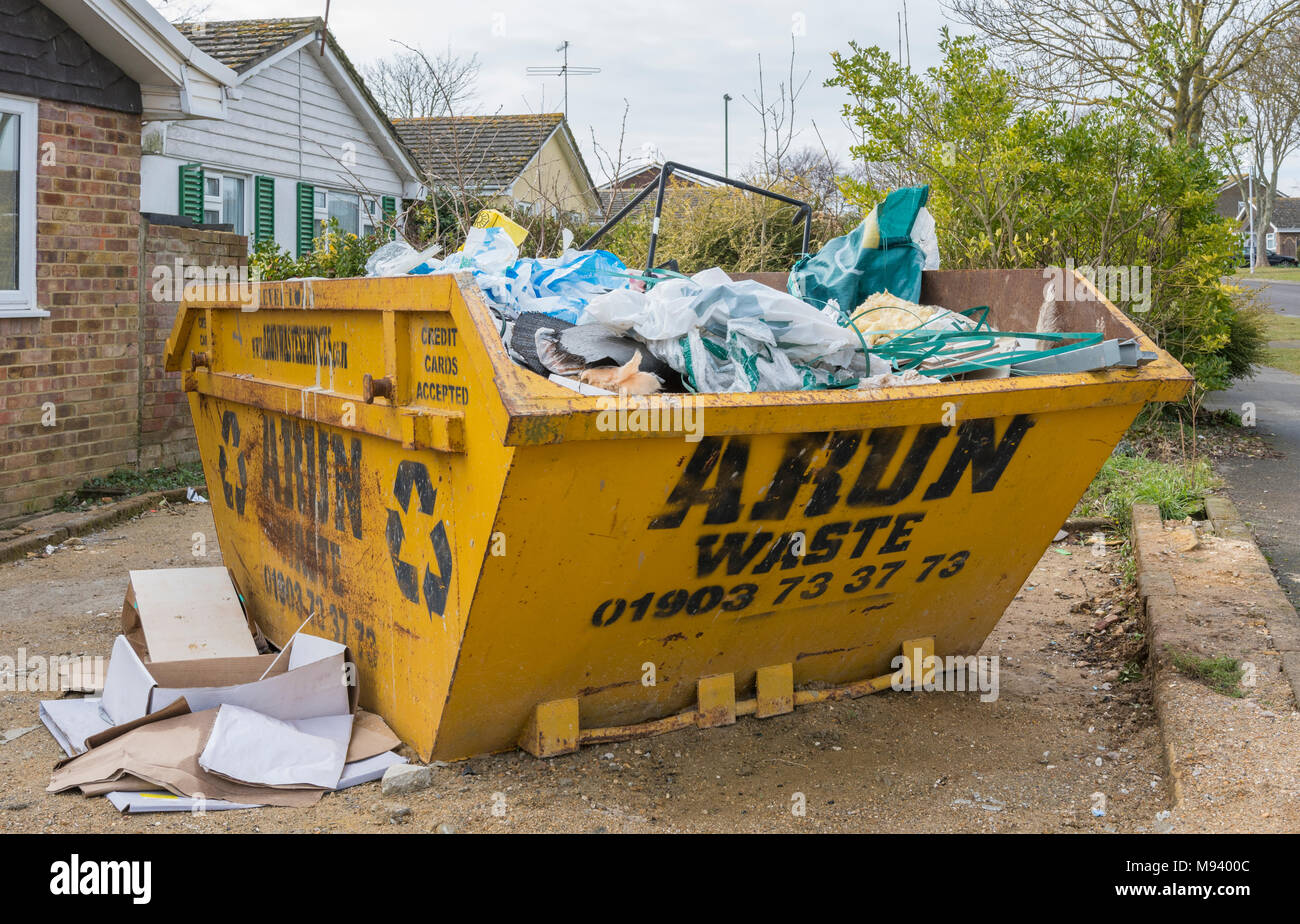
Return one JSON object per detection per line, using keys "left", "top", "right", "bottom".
{"left": 178, "top": 163, "right": 204, "bottom": 223}
{"left": 253, "top": 176, "right": 275, "bottom": 245}
{"left": 381, "top": 195, "right": 397, "bottom": 240}
{"left": 296, "top": 182, "right": 315, "bottom": 256}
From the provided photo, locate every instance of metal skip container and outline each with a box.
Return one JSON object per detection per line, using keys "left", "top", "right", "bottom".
{"left": 166, "top": 268, "right": 1191, "bottom": 761}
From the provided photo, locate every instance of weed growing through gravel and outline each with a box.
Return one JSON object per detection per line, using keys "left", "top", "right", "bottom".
{"left": 1169, "top": 650, "right": 1245, "bottom": 697}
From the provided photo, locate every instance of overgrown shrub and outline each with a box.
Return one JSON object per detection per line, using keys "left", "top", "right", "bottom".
{"left": 829, "top": 30, "right": 1267, "bottom": 395}
{"left": 249, "top": 218, "right": 387, "bottom": 281}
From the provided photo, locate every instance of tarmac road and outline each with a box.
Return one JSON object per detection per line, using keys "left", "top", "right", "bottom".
{"left": 1207, "top": 279, "right": 1300, "bottom": 606}
{"left": 1207, "top": 366, "right": 1300, "bottom": 606}
{"left": 1235, "top": 275, "right": 1300, "bottom": 316}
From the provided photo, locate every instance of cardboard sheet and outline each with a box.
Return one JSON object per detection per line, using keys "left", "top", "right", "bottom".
{"left": 104, "top": 751, "right": 407, "bottom": 813}
{"left": 100, "top": 633, "right": 351, "bottom": 726}
{"left": 48, "top": 708, "right": 324, "bottom": 808}
{"left": 122, "top": 568, "right": 259, "bottom": 661}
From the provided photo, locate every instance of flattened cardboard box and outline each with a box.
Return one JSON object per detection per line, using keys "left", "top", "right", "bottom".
{"left": 101, "top": 633, "right": 357, "bottom": 727}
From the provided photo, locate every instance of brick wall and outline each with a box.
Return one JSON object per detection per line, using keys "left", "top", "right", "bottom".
{"left": 0, "top": 99, "right": 247, "bottom": 521}
{"left": 138, "top": 219, "right": 247, "bottom": 469}
{"left": 0, "top": 99, "right": 141, "bottom": 521}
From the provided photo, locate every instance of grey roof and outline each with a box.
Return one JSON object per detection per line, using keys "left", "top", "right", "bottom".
{"left": 1271, "top": 197, "right": 1300, "bottom": 231}
{"left": 392, "top": 113, "right": 568, "bottom": 189}
{"left": 176, "top": 17, "right": 320, "bottom": 74}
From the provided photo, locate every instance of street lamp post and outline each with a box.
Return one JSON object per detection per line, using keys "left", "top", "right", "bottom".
{"left": 723, "top": 93, "right": 732, "bottom": 177}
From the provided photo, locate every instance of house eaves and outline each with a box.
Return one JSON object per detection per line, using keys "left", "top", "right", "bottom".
{"left": 177, "top": 18, "right": 422, "bottom": 195}
{"left": 41, "top": 0, "right": 236, "bottom": 120}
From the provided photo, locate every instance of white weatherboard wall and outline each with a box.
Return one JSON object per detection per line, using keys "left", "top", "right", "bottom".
{"left": 140, "top": 40, "right": 416, "bottom": 253}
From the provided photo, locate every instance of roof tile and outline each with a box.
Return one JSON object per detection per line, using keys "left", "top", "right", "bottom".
{"left": 392, "top": 114, "right": 565, "bottom": 189}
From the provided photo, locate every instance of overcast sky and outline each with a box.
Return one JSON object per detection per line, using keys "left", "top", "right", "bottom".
{"left": 186, "top": 0, "right": 954, "bottom": 183}
{"left": 185, "top": 0, "right": 1300, "bottom": 194}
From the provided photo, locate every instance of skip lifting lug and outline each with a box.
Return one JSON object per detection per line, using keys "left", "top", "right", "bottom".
{"left": 363, "top": 373, "right": 395, "bottom": 404}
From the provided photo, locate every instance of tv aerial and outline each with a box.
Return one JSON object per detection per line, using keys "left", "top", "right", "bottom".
{"left": 526, "top": 40, "right": 601, "bottom": 119}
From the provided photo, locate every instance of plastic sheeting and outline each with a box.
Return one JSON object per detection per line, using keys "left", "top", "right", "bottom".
{"left": 581, "top": 268, "right": 886, "bottom": 393}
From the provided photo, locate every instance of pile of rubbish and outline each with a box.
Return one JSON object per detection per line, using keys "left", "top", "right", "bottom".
{"left": 39, "top": 568, "right": 406, "bottom": 813}
{"left": 364, "top": 190, "right": 1153, "bottom": 395}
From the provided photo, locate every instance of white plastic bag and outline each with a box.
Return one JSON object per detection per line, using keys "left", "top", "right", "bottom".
{"left": 365, "top": 239, "right": 443, "bottom": 277}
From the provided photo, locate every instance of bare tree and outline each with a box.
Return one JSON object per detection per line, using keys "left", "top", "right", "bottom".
{"left": 744, "top": 38, "right": 810, "bottom": 178}
{"left": 363, "top": 45, "right": 479, "bottom": 119}
{"left": 1208, "top": 28, "right": 1300, "bottom": 266}
{"left": 152, "top": 0, "right": 213, "bottom": 24}
{"left": 944, "top": 0, "right": 1300, "bottom": 146}
{"left": 589, "top": 100, "right": 636, "bottom": 220}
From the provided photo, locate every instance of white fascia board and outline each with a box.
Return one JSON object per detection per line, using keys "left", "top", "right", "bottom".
{"left": 42, "top": 0, "right": 235, "bottom": 120}
{"left": 314, "top": 38, "right": 422, "bottom": 185}
{"left": 232, "top": 32, "right": 317, "bottom": 84}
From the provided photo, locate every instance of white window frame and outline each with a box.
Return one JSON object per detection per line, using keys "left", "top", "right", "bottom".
{"left": 1266, "top": 231, "right": 1277, "bottom": 251}
{"left": 0, "top": 94, "right": 41, "bottom": 318}
{"left": 202, "top": 171, "right": 247, "bottom": 235}
{"left": 314, "top": 189, "right": 368, "bottom": 238}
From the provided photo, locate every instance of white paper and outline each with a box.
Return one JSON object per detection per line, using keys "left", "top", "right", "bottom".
{"left": 335, "top": 751, "right": 407, "bottom": 788}
{"left": 198, "top": 705, "right": 353, "bottom": 789}
{"left": 39, "top": 697, "right": 112, "bottom": 757}
{"left": 106, "top": 791, "right": 261, "bottom": 813}
{"left": 100, "top": 636, "right": 157, "bottom": 726}
{"left": 103, "top": 750, "right": 406, "bottom": 812}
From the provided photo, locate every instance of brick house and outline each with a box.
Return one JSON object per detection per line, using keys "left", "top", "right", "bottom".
{"left": 595, "top": 159, "right": 712, "bottom": 218}
{"left": 1214, "top": 177, "right": 1300, "bottom": 259}
{"left": 0, "top": 0, "right": 240, "bottom": 520}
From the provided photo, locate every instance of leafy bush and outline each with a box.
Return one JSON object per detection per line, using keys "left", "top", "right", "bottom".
{"left": 597, "top": 181, "right": 855, "bottom": 275}
{"left": 404, "top": 191, "right": 599, "bottom": 261}
{"left": 828, "top": 30, "right": 1266, "bottom": 394}
{"left": 250, "top": 218, "right": 388, "bottom": 282}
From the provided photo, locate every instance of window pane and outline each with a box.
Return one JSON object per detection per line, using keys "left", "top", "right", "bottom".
{"left": 204, "top": 209, "right": 220, "bottom": 224}
{"left": 222, "top": 176, "right": 244, "bottom": 235}
{"left": 0, "top": 112, "right": 19, "bottom": 290}
{"left": 205, "top": 176, "right": 220, "bottom": 197}
{"left": 328, "top": 193, "right": 359, "bottom": 235}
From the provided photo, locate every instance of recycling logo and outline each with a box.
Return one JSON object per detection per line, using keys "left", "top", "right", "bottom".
{"left": 218, "top": 410, "right": 247, "bottom": 515}
{"left": 386, "top": 460, "right": 453, "bottom": 618}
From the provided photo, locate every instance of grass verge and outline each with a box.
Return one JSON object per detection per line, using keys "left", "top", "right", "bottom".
{"left": 1076, "top": 453, "right": 1220, "bottom": 533}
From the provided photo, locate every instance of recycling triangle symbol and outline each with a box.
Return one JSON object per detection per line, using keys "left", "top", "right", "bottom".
{"left": 386, "top": 460, "right": 453, "bottom": 618}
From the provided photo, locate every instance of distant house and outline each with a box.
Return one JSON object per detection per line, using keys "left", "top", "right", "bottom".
{"left": 1, "top": 0, "right": 244, "bottom": 518}
{"left": 393, "top": 112, "right": 600, "bottom": 220}
{"left": 595, "top": 160, "right": 712, "bottom": 218}
{"left": 140, "top": 17, "right": 423, "bottom": 255}
{"left": 1214, "top": 177, "right": 1300, "bottom": 258}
